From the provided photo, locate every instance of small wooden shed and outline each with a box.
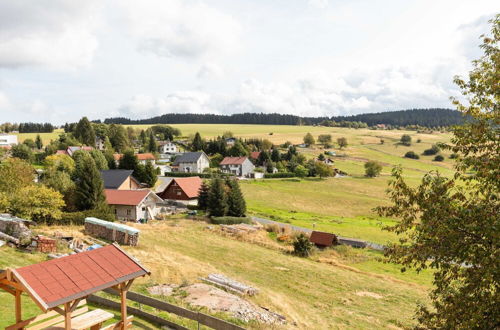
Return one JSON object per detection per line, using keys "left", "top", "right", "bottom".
{"left": 309, "top": 231, "right": 338, "bottom": 248}
{"left": 0, "top": 243, "right": 150, "bottom": 329}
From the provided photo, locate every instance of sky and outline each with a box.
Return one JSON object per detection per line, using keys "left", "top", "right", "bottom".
{"left": 0, "top": 0, "right": 497, "bottom": 124}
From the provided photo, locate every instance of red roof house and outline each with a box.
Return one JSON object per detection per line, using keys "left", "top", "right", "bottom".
{"left": 104, "top": 189, "right": 163, "bottom": 221}
{"left": 157, "top": 177, "right": 202, "bottom": 205}
{"left": 250, "top": 151, "right": 261, "bottom": 160}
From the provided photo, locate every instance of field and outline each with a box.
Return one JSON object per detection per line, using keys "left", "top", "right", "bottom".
{"left": 0, "top": 222, "right": 431, "bottom": 329}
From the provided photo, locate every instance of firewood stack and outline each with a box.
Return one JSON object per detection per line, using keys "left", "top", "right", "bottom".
{"left": 84, "top": 218, "right": 140, "bottom": 246}
{"left": 33, "top": 235, "right": 57, "bottom": 253}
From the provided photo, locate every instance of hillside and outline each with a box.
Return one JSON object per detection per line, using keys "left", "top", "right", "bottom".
{"left": 102, "top": 108, "right": 462, "bottom": 127}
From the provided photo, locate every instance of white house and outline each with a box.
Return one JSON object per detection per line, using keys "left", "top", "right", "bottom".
{"left": 104, "top": 189, "right": 163, "bottom": 222}
{"left": 159, "top": 141, "right": 178, "bottom": 154}
{"left": 0, "top": 134, "right": 18, "bottom": 148}
{"left": 172, "top": 152, "right": 210, "bottom": 173}
{"left": 220, "top": 157, "right": 255, "bottom": 177}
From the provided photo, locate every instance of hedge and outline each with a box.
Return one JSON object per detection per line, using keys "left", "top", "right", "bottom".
{"left": 59, "top": 209, "right": 116, "bottom": 225}
{"left": 210, "top": 216, "right": 253, "bottom": 225}
{"left": 164, "top": 172, "right": 234, "bottom": 178}
{"left": 264, "top": 172, "right": 296, "bottom": 178}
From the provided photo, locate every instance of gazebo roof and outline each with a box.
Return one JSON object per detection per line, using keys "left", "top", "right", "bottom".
{"left": 3, "top": 243, "right": 149, "bottom": 311}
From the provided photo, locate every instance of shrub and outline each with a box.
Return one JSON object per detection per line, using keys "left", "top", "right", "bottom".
{"left": 423, "top": 145, "right": 440, "bottom": 155}
{"left": 210, "top": 216, "right": 252, "bottom": 225}
{"left": 449, "top": 153, "right": 458, "bottom": 159}
{"left": 434, "top": 155, "right": 444, "bottom": 161}
{"left": 264, "top": 172, "right": 295, "bottom": 178}
{"left": 293, "top": 233, "right": 313, "bottom": 257}
{"left": 400, "top": 134, "right": 412, "bottom": 146}
{"left": 364, "top": 161, "right": 382, "bottom": 177}
{"left": 404, "top": 151, "right": 420, "bottom": 159}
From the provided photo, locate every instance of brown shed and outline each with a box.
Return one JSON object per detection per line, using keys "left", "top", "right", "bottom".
{"left": 309, "top": 231, "right": 338, "bottom": 248}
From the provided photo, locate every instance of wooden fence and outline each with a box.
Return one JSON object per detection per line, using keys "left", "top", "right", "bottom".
{"left": 88, "top": 288, "right": 245, "bottom": 330}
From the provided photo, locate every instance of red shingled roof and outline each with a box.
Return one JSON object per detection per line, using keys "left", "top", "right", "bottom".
{"left": 220, "top": 157, "right": 248, "bottom": 165}
{"left": 250, "top": 151, "right": 261, "bottom": 159}
{"left": 309, "top": 231, "right": 337, "bottom": 247}
{"left": 168, "top": 177, "right": 202, "bottom": 199}
{"left": 136, "top": 153, "right": 156, "bottom": 161}
{"left": 105, "top": 189, "right": 154, "bottom": 206}
{"left": 14, "top": 244, "right": 149, "bottom": 309}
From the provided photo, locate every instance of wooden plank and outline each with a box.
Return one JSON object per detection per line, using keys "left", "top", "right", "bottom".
{"left": 197, "top": 313, "right": 246, "bottom": 330}
{"left": 15, "top": 290, "right": 22, "bottom": 323}
{"left": 51, "top": 309, "right": 114, "bottom": 330}
{"left": 64, "top": 302, "right": 71, "bottom": 330}
{"left": 0, "top": 283, "right": 16, "bottom": 295}
{"left": 120, "top": 284, "right": 127, "bottom": 330}
{"left": 100, "top": 316, "right": 133, "bottom": 330}
{"left": 27, "top": 306, "right": 88, "bottom": 330}
{"left": 87, "top": 295, "right": 188, "bottom": 330}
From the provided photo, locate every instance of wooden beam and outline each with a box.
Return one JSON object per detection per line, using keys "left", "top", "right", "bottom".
{"left": 15, "top": 290, "right": 21, "bottom": 323}
{"left": 0, "top": 283, "right": 16, "bottom": 295}
{"left": 124, "top": 279, "right": 134, "bottom": 291}
{"left": 70, "top": 298, "right": 84, "bottom": 312}
{"left": 120, "top": 283, "right": 128, "bottom": 330}
{"left": 52, "top": 306, "right": 65, "bottom": 316}
{"left": 64, "top": 302, "right": 71, "bottom": 330}
{"left": 0, "top": 279, "right": 24, "bottom": 291}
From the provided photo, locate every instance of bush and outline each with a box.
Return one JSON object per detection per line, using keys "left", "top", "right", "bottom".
{"left": 423, "top": 145, "right": 440, "bottom": 155}
{"left": 210, "top": 216, "right": 252, "bottom": 225}
{"left": 186, "top": 204, "right": 198, "bottom": 210}
{"left": 400, "top": 134, "right": 412, "bottom": 146}
{"left": 264, "top": 172, "right": 295, "bottom": 178}
{"left": 434, "top": 155, "right": 444, "bottom": 161}
{"left": 293, "top": 233, "right": 313, "bottom": 257}
{"left": 404, "top": 151, "right": 420, "bottom": 159}
{"left": 364, "top": 161, "right": 382, "bottom": 177}
{"left": 59, "top": 208, "right": 115, "bottom": 225}
{"left": 449, "top": 153, "right": 458, "bottom": 159}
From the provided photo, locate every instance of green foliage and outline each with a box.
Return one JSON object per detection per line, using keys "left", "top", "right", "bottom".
{"left": 22, "top": 138, "right": 36, "bottom": 149}
{"left": 318, "top": 134, "right": 332, "bottom": 144}
{"left": 9, "top": 185, "right": 65, "bottom": 223}
{"left": 119, "top": 150, "right": 138, "bottom": 170}
{"left": 74, "top": 153, "right": 106, "bottom": 210}
{"left": 210, "top": 216, "right": 252, "bottom": 225}
{"left": 210, "top": 153, "right": 224, "bottom": 167}
{"left": 148, "top": 129, "right": 157, "bottom": 152}
{"left": 197, "top": 181, "right": 210, "bottom": 211}
{"left": 422, "top": 144, "right": 440, "bottom": 155}
{"left": 191, "top": 132, "right": 205, "bottom": 151}
{"left": 108, "top": 124, "right": 130, "bottom": 152}
{"left": 226, "top": 179, "right": 246, "bottom": 217}
{"left": 303, "top": 132, "right": 315, "bottom": 145}
{"left": 400, "top": 134, "right": 412, "bottom": 146}
{"left": 264, "top": 172, "right": 295, "bottom": 178}
{"left": 207, "top": 177, "right": 227, "bottom": 217}
{"left": 294, "top": 165, "right": 308, "bottom": 178}
{"left": 433, "top": 155, "right": 444, "bottom": 162}
{"left": 404, "top": 151, "right": 420, "bottom": 159}
{"left": 141, "top": 161, "right": 158, "bottom": 187}
{"left": 228, "top": 140, "right": 248, "bottom": 157}
{"left": 73, "top": 117, "right": 96, "bottom": 147}
{"left": 337, "top": 137, "right": 348, "bottom": 149}
{"left": 378, "top": 16, "right": 500, "bottom": 329}
{"left": 89, "top": 149, "right": 109, "bottom": 170}
{"left": 292, "top": 233, "right": 313, "bottom": 257}
{"left": 271, "top": 148, "right": 281, "bottom": 162}
{"left": 364, "top": 161, "right": 382, "bottom": 177}
{"left": 60, "top": 206, "right": 116, "bottom": 225}
{"left": 0, "top": 158, "right": 34, "bottom": 194}
{"left": 11, "top": 144, "right": 34, "bottom": 162}
{"left": 315, "top": 161, "right": 333, "bottom": 178}
{"left": 318, "top": 153, "right": 325, "bottom": 161}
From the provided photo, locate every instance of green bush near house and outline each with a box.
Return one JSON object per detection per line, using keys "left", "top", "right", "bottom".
{"left": 210, "top": 216, "right": 252, "bottom": 225}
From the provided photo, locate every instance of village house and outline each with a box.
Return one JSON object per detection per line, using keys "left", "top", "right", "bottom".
{"left": 100, "top": 169, "right": 141, "bottom": 190}
{"left": 95, "top": 136, "right": 105, "bottom": 150}
{"left": 225, "top": 137, "right": 236, "bottom": 146}
{"left": 113, "top": 152, "right": 156, "bottom": 166}
{"left": 158, "top": 140, "right": 178, "bottom": 154}
{"left": 105, "top": 189, "right": 163, "bottom": 221}
{"left": 220, "top": 157, "right": 255, "bottom": 177}
{"left": 157, "top": 176, "right": 202, "bottom": 205}
{"left": 0, "top": 134, "right": 18, "bottom": 149}
{"left": 56, "top": 146, "right": 93, "bottom": 156}
{"left": 172, "top": 151, "right": 210, "bottom": 173}
{"left": 249, "top": 151, "right": 261, "bottom": 161}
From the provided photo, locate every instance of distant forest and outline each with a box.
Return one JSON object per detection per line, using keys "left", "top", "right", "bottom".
{"left": 100, "top": 108, "right": 464, "bottom": 128}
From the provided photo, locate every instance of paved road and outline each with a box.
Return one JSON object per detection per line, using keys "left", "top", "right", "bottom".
{"left": 251, "top": 216, "right": 385, "bottom": 251}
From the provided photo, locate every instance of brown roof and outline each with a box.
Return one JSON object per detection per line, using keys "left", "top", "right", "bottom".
{"left": 220, "top": 157, "right": 249, "bottom": 165}
{"left": 56, "top": 150, "right": 68, "bottom": 155}
{"left": 105, "top": 189, "right": 155, "bottom": 206}
{"left": 166, "top": 177, "right": 202, "bottom": 199}
{"left": 113, "top": 153, "right": 123, "bottom": 161}
{"left": 13, "top": 244, "right": 149, "bottom": 310}
{"left": 137, "top": 153, "right": 156, "bottom": 161}
{"left": 309, "top": 231, "right": 337, "bottom": 247}
{"left": 250, "top": 151, "right": 261, "bottom": 159}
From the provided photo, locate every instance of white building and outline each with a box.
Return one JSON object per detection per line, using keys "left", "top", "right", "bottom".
{"left": 159, "top": 141, "right": 178, "bottom": 154}
{"left": 0, "top": 134, "right": 18, "bottom": 148}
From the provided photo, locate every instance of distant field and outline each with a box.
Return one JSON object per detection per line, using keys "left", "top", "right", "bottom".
{"left": 15, "top": 129, "right": 63, "bottom": 145}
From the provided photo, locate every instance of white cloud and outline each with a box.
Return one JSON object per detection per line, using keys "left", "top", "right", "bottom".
{"left": 197, "top": 63, "right": 224, "bottom": 79}
{"left": 308, "top": 0, "right": 329, "bottom": 9}
{"left": 0, "top": 0, "right": 100, "bottom": 69}
{"left": 119, "top": 0, "right": 241, "bottom": 60}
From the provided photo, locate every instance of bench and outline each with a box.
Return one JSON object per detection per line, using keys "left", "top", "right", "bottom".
{"left": 6, "top": 299, "right": 120, "bottom": 330}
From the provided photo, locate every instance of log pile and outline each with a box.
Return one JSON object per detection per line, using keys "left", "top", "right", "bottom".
{"left": 84, "top": 218, "right": 140, "bottom": 246}
{"left": 202, "top": 273, "right": 259, "bottom": 296}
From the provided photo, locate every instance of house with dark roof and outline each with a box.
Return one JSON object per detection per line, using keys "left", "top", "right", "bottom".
{"left": 100, "top": 170, "right": 141, "bottom": 190}
{"left": 157, "top": 177, "right": 202, "bottom": 205}
{"left": 105, "top": 189, "right": 163, "bottom": 221}
{"left": 172, "top": 151, "right": 209, "bottom": 173}
{"left": 220, "top": 156, "right": 255, "bottom": 177}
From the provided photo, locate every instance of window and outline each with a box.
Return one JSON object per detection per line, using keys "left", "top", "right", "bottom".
{"left": 142, "top": 207, "right": 146, "bottom": 211}
{"left": 114, "top": 209, "right": 117, "bottom": 214}
{"left": 127, "top": 209, "right": 131, "bottom": 216}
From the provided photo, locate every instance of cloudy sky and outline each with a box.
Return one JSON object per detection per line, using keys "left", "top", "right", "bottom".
{"left": 0, "top": 0, "right": 497, "bottom": 124}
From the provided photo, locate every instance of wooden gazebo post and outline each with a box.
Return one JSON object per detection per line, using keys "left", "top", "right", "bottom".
{"left": 15, "top": 289, "right": 22, "bottom": 323}
{"left": 119, "top": 279, "right": 134, "bottom": 329}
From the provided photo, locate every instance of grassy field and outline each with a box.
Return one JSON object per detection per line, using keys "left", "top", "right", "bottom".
{"left": 19, "top": 222, "right": 430, "bottom": 329}
{"left": 15, "top": 129, "right": 63, "bottom": 145}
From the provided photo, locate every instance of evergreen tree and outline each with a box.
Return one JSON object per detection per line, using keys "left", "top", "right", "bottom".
{"left": 74, "top": 154, "right": 106, "bottom": 210}
{"left": 143, "top": 161, "right": 157, "bottom": 187}
{"left": 271, "top": 148, "right": 281, "bottom": 162}
{"left": 258, "top": 150, "right": 271, "bottom": 166}
{"left": 35, "top": 134, "right": 43, "bottom": 149}
{"left": 197, "top": 181, "right": 210, "bottom": 211}
{"left": 191, "top": 132, "right": 205, "bottom": 151}
{"left": 148, "top": 130, "right": 157, "bottom": 152}
{"left": 119, "top": 150, "right": 138, "bottom": 170}
{"left": 90, "top": 150, "right": 109, "bottom": 170}
{"left": 303, "top": 133, "right": 315, "bottom": 145}
{"left": 207, "top": 177, "right": 227, "bottom": 217}
{"left": 108, "top": 124, "right": 130, "bottom": 152}
{"left": 228, "top": 140, "right": 248, "bottom": 157}
{"left": 226, "top": 179, "right": 246, "bottom": 217}
{"left": 73, "top": 117, "right": 96, "bottom": 147}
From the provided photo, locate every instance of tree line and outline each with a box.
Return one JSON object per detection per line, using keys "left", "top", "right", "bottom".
{"left": 0, "top": 122, "right": 55, "bottom": 133}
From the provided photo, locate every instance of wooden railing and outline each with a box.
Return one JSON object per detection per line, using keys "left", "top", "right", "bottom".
{"left": 88, "top": 288, "right": 245, "bottom": 330}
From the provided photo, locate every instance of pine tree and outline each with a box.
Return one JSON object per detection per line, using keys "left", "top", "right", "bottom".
{"left": 191, "top": 132, "right": 205, "bottom": 151}
{"left": 148, "top": 130, "right": 157, "bottom": 152}
{"left": 35, "top": 134, "right": 43, "bottom": 149}
{"left": 143, "top": 161, "right": 157, "bottom": 187}
{"left": 119, "top": 150, "right": 138, "bottom": 170}
{"left": 226, "top": 179, "right": 246, "bottom": 217}
{"left": 75, "top": 154, "right": 106, "bottom": 210}
{"left": 271, "top": 148, "right": 281, "bottom": 162}
{"left": 73, "top": 117, "right": 96, "bottom": 147}
{"left": 207, "top": 177, "right": 227, "bottom": 217}
{"left": 197, "top": 181, "right": 210, "bottom": 211}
